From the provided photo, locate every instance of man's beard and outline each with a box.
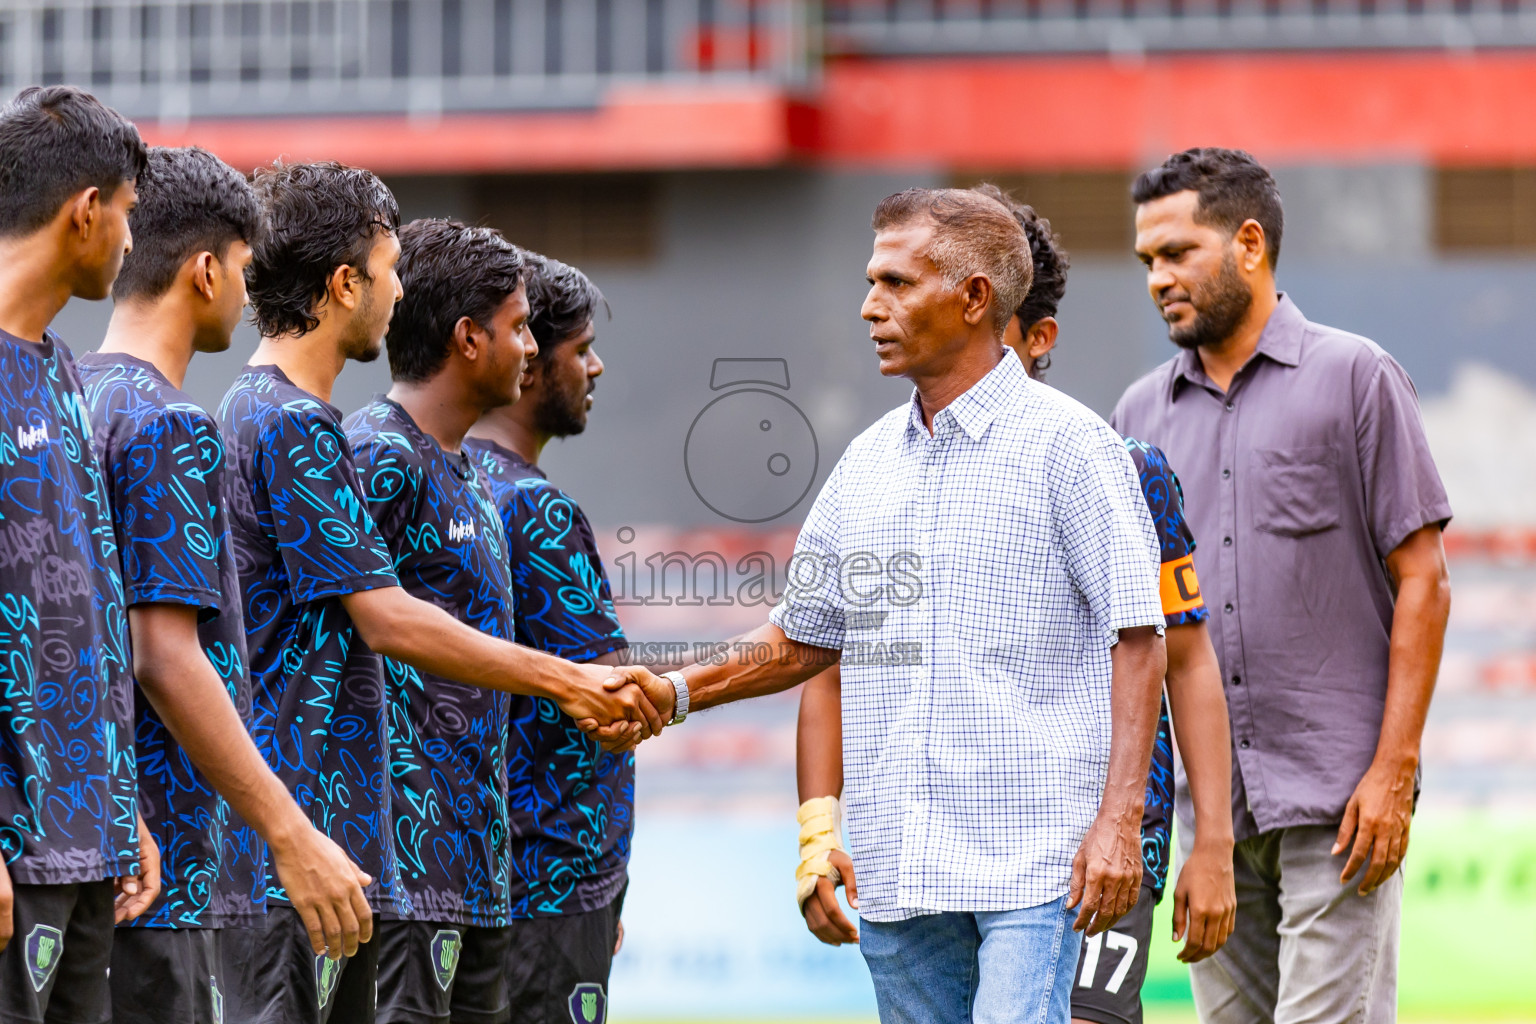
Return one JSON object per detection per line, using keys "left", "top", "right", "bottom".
{"left": 532, "top": 378, "right": 592, "bottom": 439}
{"left": 347, "top": 335, "right": 383, "bottom": 363}
{"left": 1167, "top": 252, "right": 1253, "bottom": 352}
{"left": 341, "top": 285, "right": 385, "bottom": 362}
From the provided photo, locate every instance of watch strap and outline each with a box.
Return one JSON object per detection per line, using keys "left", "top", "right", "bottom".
{"left": 662, "top": 670, "right": 690, "bottom": 725}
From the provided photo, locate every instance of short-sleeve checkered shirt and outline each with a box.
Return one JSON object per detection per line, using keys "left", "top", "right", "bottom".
{"left": 771, "top": 350, "right": 1164, "bottom": 920}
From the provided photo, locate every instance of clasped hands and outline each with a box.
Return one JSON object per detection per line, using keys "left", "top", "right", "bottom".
{"left": 563, "top": 663, "right": 677, "bottom": 752}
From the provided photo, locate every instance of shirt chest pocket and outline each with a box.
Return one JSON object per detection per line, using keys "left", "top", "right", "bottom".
{"left": 1251, "top": 445, "right": 1341, "bottom": 537}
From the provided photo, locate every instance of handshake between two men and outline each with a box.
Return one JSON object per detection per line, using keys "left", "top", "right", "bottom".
{"left": 563, "top": 622, "right": 843, "bottom": 753}
{"left": 556, "top": 659, "right": 677, "bottom": 750}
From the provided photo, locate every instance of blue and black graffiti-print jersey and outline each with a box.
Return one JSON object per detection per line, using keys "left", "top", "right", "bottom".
{"left": 80, "top": 352, "right": 266, "bottom": 927}
{"left": 1125, "top": 436, "right": 1209, "bottom": 901}
{"left": 467, "top": 439, "right": 632, "bottom": 918}
{"left": 0, "top": 330, "right": 139, "bottom": 885}
{"left": 345, "top": 400, "right": 514, "bottom": 928}
{"left": 219, "top": 365, "right": 404, "bottom": 913}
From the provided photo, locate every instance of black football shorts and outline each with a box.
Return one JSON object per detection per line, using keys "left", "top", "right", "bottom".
{"left": 1069, "top": 884, "right": 1158, "bottom": 1024}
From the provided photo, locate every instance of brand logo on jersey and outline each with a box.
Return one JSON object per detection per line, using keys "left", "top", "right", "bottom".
{"left": 17, "top": 423, "right": 48, "bottom": 451}
{"left": 26, "top": 924, "right": 63, "bottom": 992}
{"left": 568, "top": 983, "right": 606, "bottom": 1024}
{"left": 431, "top": 929, "right": 462, "bottom": 991}
{"left": 315, "top": 953, "right": 342, "bottom": 1009}
{"left": 447, "top": 519, "right": 476, "bottom": 542}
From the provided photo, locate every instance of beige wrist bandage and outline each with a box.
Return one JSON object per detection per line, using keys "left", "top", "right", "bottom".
{"left": 796, "top": 795, "right": 845, "bottom": 910}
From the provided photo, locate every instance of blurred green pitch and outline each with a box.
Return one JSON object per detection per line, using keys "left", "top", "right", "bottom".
{"left": 615, "top": 810, "right": 1536, "bottom": 1023}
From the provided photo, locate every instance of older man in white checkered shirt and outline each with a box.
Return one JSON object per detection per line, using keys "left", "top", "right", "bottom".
{"left": 601, "top": 187, "right": 1168, "bottom": 1024}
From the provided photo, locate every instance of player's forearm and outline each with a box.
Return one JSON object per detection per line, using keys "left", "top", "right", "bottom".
{"left": 348, "top": 587, "right": 589, "bottom": 703}
{"left": 1164, "top": 623, "right": 1234, "bottom": 847}
{"left": 1373, "top": 527, "right": 1451, "bottom": 779}
{"left": 797, "top": 667, "right": 844, "bottom": 802}
{"left": 1100, "top": 625, "right": 1167, "bottom": 822}
{"left": 1376, "top": 569, "right": 1450, "bottom": 773}
{"left": 681, "top": 622, "right": 838, "bottom": 713}
{"left": 131, "top": 638, "right": 310, "bottom": 848}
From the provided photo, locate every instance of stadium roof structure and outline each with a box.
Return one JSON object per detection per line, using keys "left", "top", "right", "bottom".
{"left": 9, "top": 0, "right": 1536, "bottom": 171}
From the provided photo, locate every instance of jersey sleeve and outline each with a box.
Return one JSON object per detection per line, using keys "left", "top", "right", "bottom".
{"left": 1126, "top": 439, "right": 1209, "bottom": 628}
{"left": 257, "top": 405, "right": 398, "bottom": 603}
{"left": 502, "top": 476, "right": 627, "bottom": 662}
{"left": 347, "top": 425, "right": 422, "bottom": 563}
{"left": 109, "top": 406, "right": 224, "bottom": 616}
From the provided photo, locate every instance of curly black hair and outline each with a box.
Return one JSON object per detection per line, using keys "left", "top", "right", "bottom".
{"left": 386, "top": 218, "right": 525, "bottom": 384}
{"left": 1132, "top": 147, "right": 1284, "bottom": 268}
{"left": 247, "top": 161, "right": 399, "bottom": 339}
{"left": 524, "top": 253, "right": 608, "bottom": 361}
{"left": 969, "top": 183, "right": 1070, "bottom": 326}
{"left": 112, "top": 147, "right": 261, "bottom": 302}
{"left": 0, "top": 86, "right": 146, "bottom": 239}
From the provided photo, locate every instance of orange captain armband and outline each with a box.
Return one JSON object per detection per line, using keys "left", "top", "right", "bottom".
{"left": 1159, "top": 554, "right": 1205, "bottom": 616}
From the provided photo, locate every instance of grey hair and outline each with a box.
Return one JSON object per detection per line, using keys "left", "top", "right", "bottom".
{"left": 872, "top": 187, "right": 1034, "bottom": 335}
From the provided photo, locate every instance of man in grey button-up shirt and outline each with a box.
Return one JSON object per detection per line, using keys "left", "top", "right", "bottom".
{"left": 1112, "top": 149, "right": 1452, "bottom": 1024}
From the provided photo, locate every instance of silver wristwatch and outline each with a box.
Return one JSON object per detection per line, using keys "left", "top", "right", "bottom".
{"left": 661, "top": 670, "right": 690, "bottom": 725}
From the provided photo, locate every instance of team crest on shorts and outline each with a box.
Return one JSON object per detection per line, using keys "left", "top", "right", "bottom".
{"left": 315, "top": 953, "right": 342, "bottom": 1009}
{"left": 25, "top": 924, "right": 63, "bottom": 992}
{"left": 431, "top": 929, "right": 463, "bottom": 991}
{"left": 567, "top": 982, "right": 606, "bottom": 1024}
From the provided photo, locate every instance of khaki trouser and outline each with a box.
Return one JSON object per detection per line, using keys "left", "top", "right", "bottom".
{"left": 1177, "top": 823, "right": 1402, "bottom": 1024}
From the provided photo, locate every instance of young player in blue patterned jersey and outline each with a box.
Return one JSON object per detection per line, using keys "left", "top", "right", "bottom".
{"left": 466, "top": 254, "right": 631, "bottom": 1023}
{"left": 793, "top": 188, "right": 1238, "bottom": 1024}
{"left": 0, "top": 84, "right": 162, "bottom": 1024}
{"left": 79, "top": 145, "right": 376, "bottom": 1024}
{"left": 344, "top": 219, "right": 538, "bottom": 1024}
{"left": 220, "top": 166, "right": 660, "bottom": 1024}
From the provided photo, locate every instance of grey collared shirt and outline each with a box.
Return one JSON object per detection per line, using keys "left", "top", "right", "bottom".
{"left": 1112, "top": 295, "right": 1451, "bottom": 840}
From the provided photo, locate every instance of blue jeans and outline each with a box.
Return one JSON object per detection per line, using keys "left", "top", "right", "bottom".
{"left": 860, "top": 896, "right": 1080, "bottom": 1024}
